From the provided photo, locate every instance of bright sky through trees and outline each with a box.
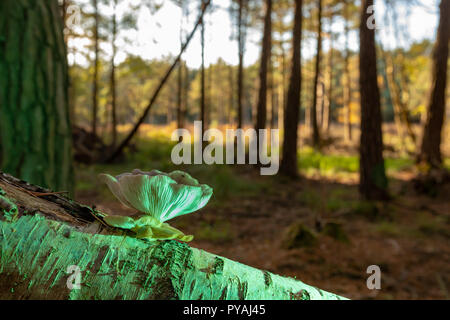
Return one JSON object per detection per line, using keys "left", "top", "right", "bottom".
{"left": 68, "top": 0, "right": 439, "bottom": 69}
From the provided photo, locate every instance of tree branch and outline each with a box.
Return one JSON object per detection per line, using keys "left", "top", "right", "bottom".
{"left": 106, "top": 0, "right": 212, "bottom": 162}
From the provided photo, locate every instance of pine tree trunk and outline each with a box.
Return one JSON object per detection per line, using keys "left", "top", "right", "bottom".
{"left": 269, "top": 56, "right": 277, "bottom": 129}
{"left": 228, "top": 65, "right": 234, "bottom": 125}
{"left": 237, "top": 0, "right": 245, "bottom": 129}
{"left": 280, "top": 0, "right": 302, "bottom": 178}
{"left": 208, "top": 65, "right": 213, "bottom": 126}
{"left": 278, "top": 45, "right": 287, "bottom": 132}
{"left": 359, "top": 0, "right": 388, "bottom": 200}
{"left": 0, "top": 0, "right": 73, "bottom": 195}
{"left": 323, "top": 14, "right": 333, "bottom": 134}
{"left": 311, "top": 0, "right": 323, "bottom": 148}
{"left": 177, "top": 7, "right": 184, "bottom": 130}
{"left": 417, "top": 0, "right": 449, "bottom": 168}
{"left": 177, "top": 61, "right": 184, "bottom": 129}
{"left": 255, "top": 0, "right": 272, "bottom": 163}
{"left": 343, "top": 0, "right": 352, "bottom": 142}
{"left": 183, "top": 61, "right": 189, "bottom": 126}
{"left": 110, "top": 0, "right": 118, "bottom": 147}
{"left": 92, "top": 0, "right": 99, "bottom": 137}
{"left": 200, "top": 1, "right": 206, "bottom": 136}
{"left": 0, "top": 172, "right": 346, "bottom": 300}
{"left": 255, "top": 0, "right": 272, "bottom": 132}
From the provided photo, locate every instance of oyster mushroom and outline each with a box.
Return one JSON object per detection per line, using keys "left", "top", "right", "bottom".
{"left": 99, "top": 169, "right": 213, "bottom": 242}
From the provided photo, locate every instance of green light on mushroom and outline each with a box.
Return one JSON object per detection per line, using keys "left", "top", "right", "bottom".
{"left": 99, "top": 169, "right": 213, "bottom": 242}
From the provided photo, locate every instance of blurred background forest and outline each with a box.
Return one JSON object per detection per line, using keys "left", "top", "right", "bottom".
{"left": 0, "top": 0, "right": 449, "bottom": 299}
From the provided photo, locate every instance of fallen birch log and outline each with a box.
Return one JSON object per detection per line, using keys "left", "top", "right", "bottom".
{"left": 0, "top": 172, "right": 347, "bottom": 300}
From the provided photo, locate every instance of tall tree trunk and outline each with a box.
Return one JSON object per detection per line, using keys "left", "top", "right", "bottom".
{"left": 278, "top": 44, "right": 287, "bottom": 132}
{"left": 177, "top": 8, "right": 183, "bottom": 130}
{"left": 0, "top": 0, "right": 73, "bottom": 194}
{"left": 417, "top": 0, "right": 449, "bottom": 168}
{"left": 228, "top": 65, "right": 235, "bottom": 125}
{"left": 92, "top": 0, "right": 99, "bottom": 137}
{"left": 237, "top": 0, "right": 245, "bottom": 129}
{"left": 183, "top": 61, "right": 189, "bottom": 126}
{"left": 343, "top": 0, "right": 352, "bottom": 142}
{"left": 311, "top": 0, "right": 323, "bottom": 148}
{"left": 324, "top": 14, "right": 334, "bottom": 133}
{"left": 177, "top": 60, "right": 183, "bottom": 129}
{"left": 280, "top": 0, "right": 302, "bottom": 177}
{"left": 359, "top": 0, "right": 388, "bottom": 200}
{"left": 207, "top": 63, "right": 213, "bottom": 126}
{"left": 177, "top": 4, "right": 186, "bottom": 131}
{"left": 269, "top": 56, "right": 277, "bottom": 129}
{"left": 110, "top": 0, "right": 118, "bottom": 147}
{"left": 255, "top": 0, "right": 272, "bottom": 147}
{"left": 318, "top": 79, "right": 325, "bottom": 128}
{"left": 200, "top": 1, "right": 206, "bottom": 137}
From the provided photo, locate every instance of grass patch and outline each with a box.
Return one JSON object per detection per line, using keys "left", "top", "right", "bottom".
{"left": 298, "top": 148, "right": 414, "bottom": 177}
{"left": 298, "top": 148, "right": 358, "bottom": 176}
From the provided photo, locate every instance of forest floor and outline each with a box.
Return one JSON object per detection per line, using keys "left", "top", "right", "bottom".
{"left": 74, "top": 124, "right": 450, "bottom": 300}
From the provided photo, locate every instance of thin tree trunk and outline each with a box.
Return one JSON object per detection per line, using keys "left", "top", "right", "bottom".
{"left": 177, "top": 8, "right": 184, "bottom": 130}
{"left": 417, "top": 0, "right": 449, "bottom": 168}
{"left": 92, "top": 0, "right": 99, "bottom": 137}
{"left": 228, "top": 65, "right": 235, "bottom": 126}
{"left": 359, "top": 0, "right": 388, "bottom": 200}
{"left": 0, "top": 0, "right": 73, "bottom": 194}
{"left": 237, "top": 0, "right": 245, "bottom": 129}
{"left": 343, "top": 0, "right": 352, "bottom": 142}
{"left": 207, "top": 64, "right": 213, "bottom": 126}
{"left": 269, "top": 56, "right": 277, "bottom": 129}
{"left": 255, "top": 0, "right": 272, "bottom": 153}
{"left": 278, "top": 45, "right": 287, "bottom": 132}
{"left": 318, "top": 79, "right": 325, "bottom": 128}
{"left": 324, "top": 14, "right": 333, "bottom": 133}
{"left": 280, "top": 0, "right": 302, "bottom": 177}
{"left": 110, "top": 0, "right": 118, "bottom": 147}
{"left": 311, "top": 0, "right": 323, "bottom": 148}
{"left": 106, "top": 0, "right": 211, "bottom": 162}
{"left": 200, "top": 1, "right": 206, "bottom": 136}
{"left": 177, "top": 60, "right": 183, "bottom": 128}
{"left": 183, "top": 61, "right": 189, "bottom": 125}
